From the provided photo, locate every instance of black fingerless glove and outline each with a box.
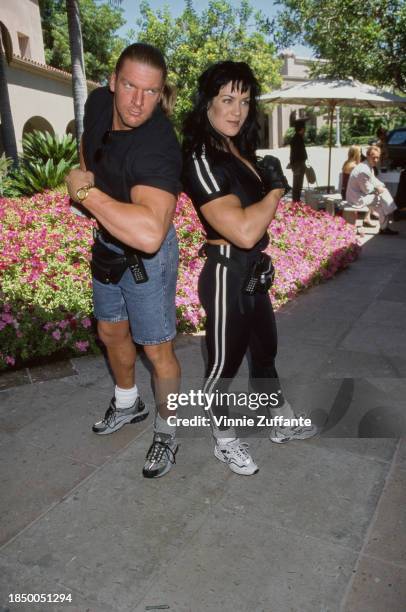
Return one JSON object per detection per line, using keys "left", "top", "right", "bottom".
{"left": 257, "top": 155, "right": 291, "bottom": 194}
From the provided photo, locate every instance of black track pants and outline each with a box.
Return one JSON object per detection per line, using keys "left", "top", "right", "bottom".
{"left": 198, "top": 245, "right": 284, "bottom": 427}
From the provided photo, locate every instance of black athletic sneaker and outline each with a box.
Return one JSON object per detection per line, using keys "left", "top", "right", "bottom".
{"left": 92, "top": 397, "right": 149, "bottom": 435}
{"left": 142, "top": 433, "right": 178, "bottom": 478}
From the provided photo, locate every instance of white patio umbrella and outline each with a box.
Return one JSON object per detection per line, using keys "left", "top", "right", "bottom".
{"left": 260, "top": 78, "right": 406, "bottom": 192}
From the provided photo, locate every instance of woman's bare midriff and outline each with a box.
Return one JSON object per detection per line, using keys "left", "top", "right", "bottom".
{"left": 206, "top": 238, "right": 230, "bottom": 245}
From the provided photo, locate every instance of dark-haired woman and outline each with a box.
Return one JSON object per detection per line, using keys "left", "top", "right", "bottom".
{"left": 182, "top": 61, "right": 317, "bottom": 476}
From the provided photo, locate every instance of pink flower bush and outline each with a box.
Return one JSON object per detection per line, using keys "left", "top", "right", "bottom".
{"left": 174, "top": 193, "right": 360, "bottom": 327}
{"left": 0, "top": 191, "right": 360, "bottom": 370}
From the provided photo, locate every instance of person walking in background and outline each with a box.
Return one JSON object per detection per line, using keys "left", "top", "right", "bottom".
{"left": 346, "top": 145, "right": 398, "bottom": 235}
{"left": 66, "top": 43, "right": 182, "bottom": 478}
{"left": 289, "top": 120, "right": 307, "bottom": 202}
{"left": 375, "top": 126, "right": 389, "bottom": 170}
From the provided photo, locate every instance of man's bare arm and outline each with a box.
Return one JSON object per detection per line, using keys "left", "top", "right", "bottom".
{"left": 81, "top": 184, "right": 176, "bottom": 253}
{"left": 66, "top": 166, "right": 176, "bottom": 252}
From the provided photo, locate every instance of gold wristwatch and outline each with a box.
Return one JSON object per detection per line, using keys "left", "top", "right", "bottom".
{"left": 76, "top": 183, "right": 94, "bottom": 203}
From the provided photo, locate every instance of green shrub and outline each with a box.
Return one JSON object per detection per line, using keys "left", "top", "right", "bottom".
{"left": 9, "top": 158, "right": 74, "bottom": 196}
{"left": 304, "top": 125, "right": 317, "bottom": 145}
{"left": 315, "top": 125, "right": 337, "bottom": 145}
{"left": 0, "top": 154, "right": 16, "bottom": 197}
{"left": 284, "top": 125, "right": 317, "bottom": 146}
{"left": 283, "top": 127, "right": 295, "bottom": 145}
{"left": 22, "top": 130, "right": 78, "bottom": 166}
{"left": 2, "top": 130, "right": 79, "bottom": 197}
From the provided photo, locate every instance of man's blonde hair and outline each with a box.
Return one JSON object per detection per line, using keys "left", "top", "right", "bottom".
{"left": 366, "top": 145, "right": 381, "bottom": 157}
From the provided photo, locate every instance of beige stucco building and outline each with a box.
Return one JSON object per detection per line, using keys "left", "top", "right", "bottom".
{"left": 259, "top": 50, "right": 325, "bottom": 149}
{"left": 0, "top": 0, "right": 96, "bottom": 154}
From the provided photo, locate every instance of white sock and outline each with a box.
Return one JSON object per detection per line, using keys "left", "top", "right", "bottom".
{"left": 115, "top": 384, "right": 138, "bottom": 409}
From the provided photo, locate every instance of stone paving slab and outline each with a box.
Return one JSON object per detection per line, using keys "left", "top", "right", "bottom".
{"left": 0, "top": 432, "right": 94, "bottom": 546}
{"left": 133, "top": 509, "right": 359, "bottom": 612}
{"left": 223, "top": 439, "right": 389, "bottom": 550}
{"left": 343, "top": 555, "right": 406, "bottom": 612}
{"left": 318, "top": 349, "right": 397, "bottom": 378}
{"left": 0, "top": 555, "right": 112, "bottom": 612}
{"left": 362, "top": 465, "right": 406, "bottom": 567}
{"left": 0, "top": 436, "right": 229, "bottom": 611}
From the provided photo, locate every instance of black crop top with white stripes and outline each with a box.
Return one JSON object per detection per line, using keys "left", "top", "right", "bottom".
{"left": 182, "top": 149, "right": 269, "bottom": 250}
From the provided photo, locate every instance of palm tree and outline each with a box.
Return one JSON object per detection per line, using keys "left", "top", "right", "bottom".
{"left": 0, "top": 21, "right": 18, "bottom": 165}
{"left": 66, "top": 0, "right": 122, "bottom": 154}
{"left": 65, "top": 0, "right": 87, "bottom": 154}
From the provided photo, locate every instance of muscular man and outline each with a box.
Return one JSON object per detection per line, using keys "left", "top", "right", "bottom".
{"left": 346, "top": 145, "right": 398, "bottom": 235}
{"left": 66, "top": 43, "right": 182, "bottom": 478}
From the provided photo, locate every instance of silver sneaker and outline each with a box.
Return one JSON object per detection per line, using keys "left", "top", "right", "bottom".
{"left": 214, "top": 438, "right": 259, "bottom": 475}
{"left": 92, "top": 397, "right": 148, "bottom": 435}
{"left": 142, "top": 433, "right": 178, "bottom": 479}
{"left": 269, "top": 415, "right": 318, "bottom": 444}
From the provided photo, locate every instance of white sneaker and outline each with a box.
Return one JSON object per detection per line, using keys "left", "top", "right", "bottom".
{"left": 214, "top": 438, "right": 259, "bottom": 475}
{"left": 269, "top": 416, "right": 318, "bottom": 444}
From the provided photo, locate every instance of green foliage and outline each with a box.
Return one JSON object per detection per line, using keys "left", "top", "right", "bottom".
{"left": 2, "top": 131, "right": 78, "bottom": 197}
{"left": 136, "top": 0, "right": 282, "bottom": 130}
{"left": 39, "top": 0, "right": 126, "bottom": 82}
{"left": 9, "top": 159, "right": 74, "bottom": 196}
{"left": 314, "top": 125, "right": 335, "bottom": 145}
{"left": 304, "top": 125, "right": 317, "bottom": 144}
{"left": 0, "top": 154, "right": 15, "bottom": 197}
{"left": 22, "top": 130, "right": 78, "bottom": 166}
{"left": 274, "top": 0, "right": 406, "bottom": 93}
{"left": 284, "top": 125, "right": 317, "bottom": 145}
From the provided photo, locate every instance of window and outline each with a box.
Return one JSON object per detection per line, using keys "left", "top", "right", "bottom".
{"left": 388, "top": 130, "right": 406, "bottom": 146}
{"left": 17, "top": 33, "right": 30, "bottom": 58}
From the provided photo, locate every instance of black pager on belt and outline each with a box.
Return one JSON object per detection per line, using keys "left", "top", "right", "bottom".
{"left": 243, "top": 253, "right": 275, "bottom": 295}
{"left": 126, "top": 252, "right": 148, "bottom": 284}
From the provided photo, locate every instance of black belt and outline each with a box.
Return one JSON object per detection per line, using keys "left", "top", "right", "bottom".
{"left": 93, "top": 227, "right": 129, "bottom": 251}
{"left": 200, "top": 243, "right": 262, "bottom": 272}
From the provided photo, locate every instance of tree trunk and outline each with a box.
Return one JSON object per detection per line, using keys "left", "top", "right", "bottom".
{"left": 0, "top": 33, "right": 18, "bottom": 164}
{"left": 66, "top": 0, "right": 87, "bottom": 154}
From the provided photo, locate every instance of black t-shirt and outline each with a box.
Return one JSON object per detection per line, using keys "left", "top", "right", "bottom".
{"left": 82, "top": 86, "right": 181, "bottom": 203}
{"left": 182, "top": 149, "right": 269, "bottom": 251}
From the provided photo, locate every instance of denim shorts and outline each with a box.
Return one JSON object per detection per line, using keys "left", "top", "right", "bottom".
{"left": 92, "top": 224, "right": 179, "bottom": 345}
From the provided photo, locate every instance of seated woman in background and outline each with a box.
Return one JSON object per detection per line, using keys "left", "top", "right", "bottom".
{"left": 341, "top": 145, "right": 361, "bottom": 199}
{"left": 342, "top": 145, "right": 375, "bottom": 227}
{"left": 182, "top": 61, "right": 317, "bottom": 476}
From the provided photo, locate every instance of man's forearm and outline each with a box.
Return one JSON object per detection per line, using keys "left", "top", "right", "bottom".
{"left": 83, "top": 188, "right": 166, "bottom": 253}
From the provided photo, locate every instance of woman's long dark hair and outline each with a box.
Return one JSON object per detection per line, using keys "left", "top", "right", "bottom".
{"left": 182, "top": 61, "right": 261, "bottom": 162}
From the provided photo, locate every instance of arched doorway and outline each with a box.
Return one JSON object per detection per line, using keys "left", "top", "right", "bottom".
{"left": 22, "top": 117, "right": 55, "bottom": 137}
{"left": 65, "top": 120, "right": 75, "bottom": 136}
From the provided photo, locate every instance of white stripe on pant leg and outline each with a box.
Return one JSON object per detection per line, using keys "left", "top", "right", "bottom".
{"left": 206, "top": 245, "right": 225, "bottom": 396}
{"left": 206, "top": 249, "right": 228, "bottom": 428}
{"left": 203, "top": 260, "right": 221, "bottom": 397}
{"left": 204, "top": 247, "right": 229, "bottom": 430}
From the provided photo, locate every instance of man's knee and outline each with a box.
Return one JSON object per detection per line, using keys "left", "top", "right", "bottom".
{"left": 144, "top": 341, "right": 177, "bottom": 368}
{"left": 97, "top": 320, "right": 132, "bottom": 346}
